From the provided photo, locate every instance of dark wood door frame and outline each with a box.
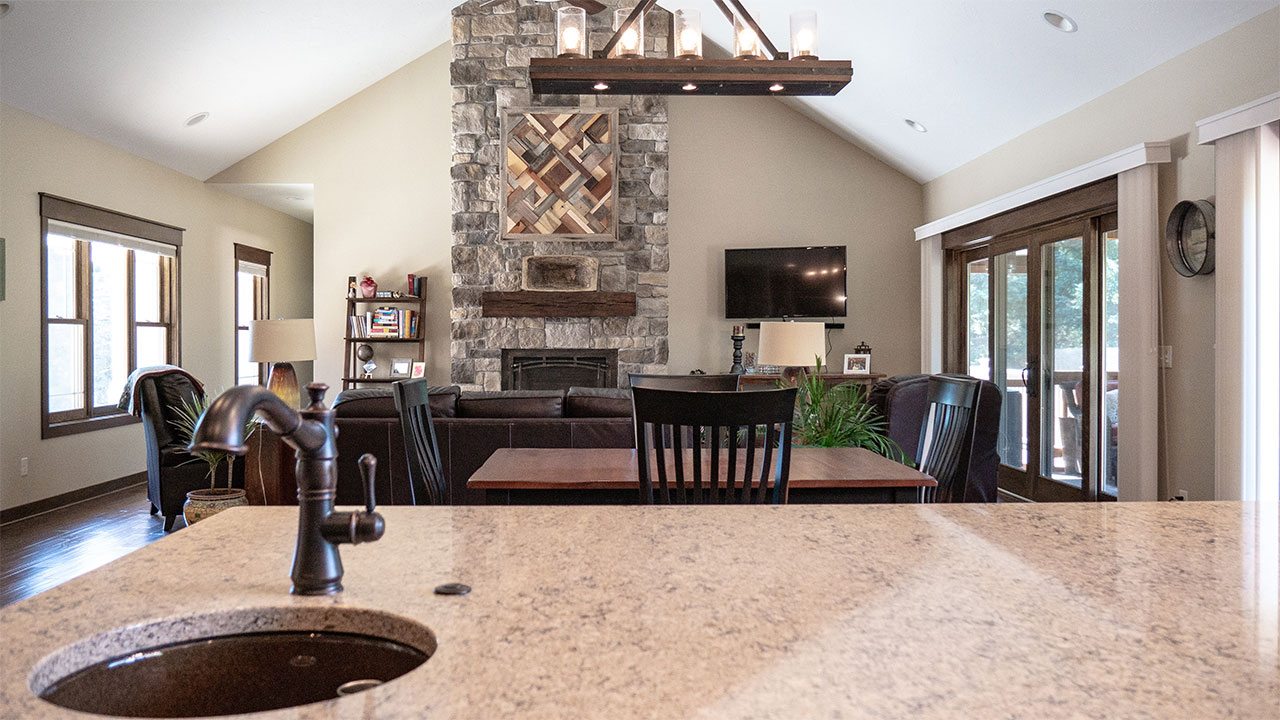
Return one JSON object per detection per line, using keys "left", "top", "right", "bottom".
{"left": 943, "top": 182, "right": 1117, "bottom": 503}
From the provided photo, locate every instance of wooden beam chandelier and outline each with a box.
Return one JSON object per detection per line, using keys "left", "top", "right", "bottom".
{"left": 528, "top": 1, "right": 852, "bottom": 97}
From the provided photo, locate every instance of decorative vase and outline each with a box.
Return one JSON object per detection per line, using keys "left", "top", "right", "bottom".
{"left": 359, "top": 276, "right": 378, "bottom": 298}
{"left": 183, "top": 488, "right": 248, "bottom": 526}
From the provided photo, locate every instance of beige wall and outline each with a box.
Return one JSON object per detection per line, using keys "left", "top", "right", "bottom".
{"left": 667, "top": 96, "right": 924, "bottom": 375}
{"left": 921, "top": 8, "right": 1280, "bottom": 502}
{"left": 0, "top": 103, "right": 313, "bottom": 510}
{"left": 210, "top": 45, "right": 454, "bottom": 389}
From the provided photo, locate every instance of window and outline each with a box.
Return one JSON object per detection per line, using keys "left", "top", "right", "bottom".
{"left": 234, "top": 244, "right": 271, "bottom": 386}
{"left": 40, "top": 194, "right": 182, "bottom": 438}
{"left": 945, "top": 179, "right": 1117, "bottom": 502}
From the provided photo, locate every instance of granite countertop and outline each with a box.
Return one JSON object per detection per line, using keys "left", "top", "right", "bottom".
{"left": 2, "top": 502, "right": 1278, "bottom": 718}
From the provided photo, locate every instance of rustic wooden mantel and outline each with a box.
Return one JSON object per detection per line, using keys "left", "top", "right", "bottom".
{"left": 481, "top": 291, "right": 637, "bottom": 318}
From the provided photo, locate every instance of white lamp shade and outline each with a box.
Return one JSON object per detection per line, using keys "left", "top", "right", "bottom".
{"left": 249, "top": 319, "right": 316, "bottom": 363}
{"left": 757, "top": 321, "right": 825, "bottom": 368}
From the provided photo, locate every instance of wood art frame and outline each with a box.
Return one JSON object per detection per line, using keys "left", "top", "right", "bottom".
{"left": 500, "top": 107, "right": 618, "bottom": 240}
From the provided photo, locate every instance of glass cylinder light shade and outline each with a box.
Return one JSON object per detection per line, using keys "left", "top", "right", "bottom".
{"left": 556, "top": 6, "right": 587, "bottom": 58}
{"left": 674, "top": 9, "right": 702, "bottom": 59}
{"left": 733, "top": 9, "right": 765, "bottom": 59}
{"left": 612, "top": 8, "right": 644, "bottom": 58}
{"left": 790, "top": 11, "right": 818, "bottom": 59}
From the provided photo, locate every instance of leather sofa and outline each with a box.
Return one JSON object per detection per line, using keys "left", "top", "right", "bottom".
{"left": 332, "top": 386, "right": 634, "bottom": 506}
{"left": 867, "top": 374, "right": 1002, "bottom": 503}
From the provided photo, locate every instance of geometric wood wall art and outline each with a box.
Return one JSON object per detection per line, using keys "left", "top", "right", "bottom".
{"left": 501, "top": 108, "right": 617, "bottom": 240}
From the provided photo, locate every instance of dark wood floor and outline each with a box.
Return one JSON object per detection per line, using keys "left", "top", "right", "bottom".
{"left": 1, "top": 483, "right": 169, "bottom": 607}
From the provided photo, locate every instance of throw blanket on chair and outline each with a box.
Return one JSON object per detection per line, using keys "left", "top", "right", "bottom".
{"left": 118, "top": 365, "right": 205, "bottom": 416}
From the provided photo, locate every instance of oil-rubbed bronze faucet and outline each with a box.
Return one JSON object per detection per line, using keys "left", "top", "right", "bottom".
{"left": 188, "top": 383, "right": 384, "bottom": 595}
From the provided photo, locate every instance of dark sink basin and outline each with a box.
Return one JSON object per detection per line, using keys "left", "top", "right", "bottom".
{"left": 31, "top": 607, "right": 435, "bottom": 718}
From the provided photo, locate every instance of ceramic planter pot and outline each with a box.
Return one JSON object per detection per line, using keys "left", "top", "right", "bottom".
{"left": 183, "top": 488, "right": 248, "bottom": 527}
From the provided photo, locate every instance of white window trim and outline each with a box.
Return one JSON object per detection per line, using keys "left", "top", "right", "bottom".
{"left": 914, "top": 142, "right": 1171, "bottom": 501}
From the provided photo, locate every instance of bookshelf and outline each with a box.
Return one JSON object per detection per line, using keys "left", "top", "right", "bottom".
{"left": 342, "top": 293, "right": 428, "bottom": 391}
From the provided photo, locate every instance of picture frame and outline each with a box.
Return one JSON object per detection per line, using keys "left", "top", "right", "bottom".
{"left": 389, "top": 358, "right": 413, "bottom": 378}
{"left": 843, "top": 353, "right": 871, "bottom": 374}
{"left": 410, "top": 361, "right": 426, "bottom": 379}
{"left": 500, "top": 107, "right": 618, "bottom": 240}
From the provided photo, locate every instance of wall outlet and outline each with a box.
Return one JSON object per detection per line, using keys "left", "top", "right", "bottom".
{"left": 1173, "top": 488, "right": 1188, "bottom": 501}
{"left": 19, "top": 457, "right": 29, "bottom": 477}
{"left": 1158, "top": 346, "right": 1174, "bottom": 368}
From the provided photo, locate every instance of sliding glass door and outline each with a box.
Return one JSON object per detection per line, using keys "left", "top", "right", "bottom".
{"left": 953, "top": 213, "right": 1117, "bottom": 501}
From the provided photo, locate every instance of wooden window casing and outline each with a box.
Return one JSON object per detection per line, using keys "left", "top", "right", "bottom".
{"left": 39, "top": 194, "right": 183, "bottom": 438}
{"left": 234, "top": 244, "right": 272, "bottom": 386}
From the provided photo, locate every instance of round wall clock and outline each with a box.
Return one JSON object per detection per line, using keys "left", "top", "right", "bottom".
{"left": 1165, "top": 199, "right": 1215, "bottom": 277}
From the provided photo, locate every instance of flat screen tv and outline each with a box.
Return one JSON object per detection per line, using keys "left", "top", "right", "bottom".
{"left": 725, "top": 246, "right": 847, "bottom": 319}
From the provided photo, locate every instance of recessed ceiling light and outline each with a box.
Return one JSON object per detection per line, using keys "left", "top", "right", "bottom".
{"left": 1043, "top": 11, "right": 1077, "bottom": 33}
{"left": 593, "top": 82, "right": 609, "bottom": 91}
{"left": 768, "top": 83, "right": 784, "bottom": 92}
{"left": 184, "top": 112, "right": 210, "bottom": 127}
{"left": 682, "top": 83, "right": 697, "bottom": 91}
{"left": 904, "top": 118, "right": 928, "bottom": 133}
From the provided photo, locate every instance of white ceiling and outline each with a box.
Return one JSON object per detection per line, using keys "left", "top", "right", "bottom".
{"left": 210, "top": 183, "right": 315, "bottom": 223}
{"left": 0, "top": 0, "right": 1276, "bottom": 192}
{"left": 0, "top": 0, "right": 455, "bottom": 180}
{"left": 678, "top": 0, "right": 1279, "bottom": 180}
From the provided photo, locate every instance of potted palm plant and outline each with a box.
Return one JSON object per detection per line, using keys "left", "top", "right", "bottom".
{"left": 171, "top": 392, "right": 256, "bottom": 526}
{"left": 787, "top": 358, "right": 909, "bottom": 463}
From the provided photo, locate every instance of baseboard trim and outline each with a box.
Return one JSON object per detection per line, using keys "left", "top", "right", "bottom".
{"left": 0, "top": 472, "right": 147, "bottom": 525}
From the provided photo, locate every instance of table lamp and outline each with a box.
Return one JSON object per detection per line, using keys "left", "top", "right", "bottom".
{"left": 249, "top": 318, "right": 317, "bottom": 408}
{"left": 757, "top": 321, "right": 826, "bottom": 384}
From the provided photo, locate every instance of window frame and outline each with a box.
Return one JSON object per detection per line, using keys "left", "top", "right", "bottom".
{"left": 40, "top": 194, "right": 183, "bottom": 439}
{"left": 234, "top": 243, "right": 272, "bottom": 386}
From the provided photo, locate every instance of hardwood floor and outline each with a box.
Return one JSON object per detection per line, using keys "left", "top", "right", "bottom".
{"left": 1, "top": 483, "right": 169, "bottom": 607}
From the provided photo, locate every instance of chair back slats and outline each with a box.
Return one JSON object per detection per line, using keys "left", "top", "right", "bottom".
{"left": 631, "top": 387, "right": 797, "bottom": 505}
{"left": 915, "top": 375, "right": 981, "bottom": 503}
{"left": 393, "top": 379, "right": 448, "bottom": 505}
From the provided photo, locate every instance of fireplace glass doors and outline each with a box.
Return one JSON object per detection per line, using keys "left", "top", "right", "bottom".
{"left": 501, "top": 349, "right": 619, "bottom": 390}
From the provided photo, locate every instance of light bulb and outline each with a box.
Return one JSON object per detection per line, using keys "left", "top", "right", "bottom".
{"left": 562, "top": 26, "right": 581, "bottom": 51}
{"left": 795, "top": 29, "right": 813, "bottom": 53}
{"left": 621, "top": 27, "right": 638, "bottom": 51}
{"left": 739, "top": 28, "right": 757, "bottom": 51}
{"left": 680, "top": 27, "right": 699, "bottom": 53}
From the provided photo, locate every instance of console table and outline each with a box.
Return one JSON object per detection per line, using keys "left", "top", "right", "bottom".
{"left": 739, "top": 372, "right": 885, "bottom": 389}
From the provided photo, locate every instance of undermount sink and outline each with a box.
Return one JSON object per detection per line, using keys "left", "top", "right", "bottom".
{"left": 30, "top": 607, "right": 436, "bottom": 718}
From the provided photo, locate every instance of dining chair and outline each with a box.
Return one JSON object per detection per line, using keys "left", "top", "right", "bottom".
{"left": 392, "top": 378, "right": 448, "bottom": 505}
{"left": 630, "top": 386, "right": 797, "bottom": 505}
{"left": 628, "top": 373, "right": 742, "bottom": 391}
{"left": 916, "top": 375, "right": 982, "bottom": 503}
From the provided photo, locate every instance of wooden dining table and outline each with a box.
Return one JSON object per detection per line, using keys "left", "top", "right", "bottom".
{"left": 468, "top": 447, "right": 935, "bottom": 505}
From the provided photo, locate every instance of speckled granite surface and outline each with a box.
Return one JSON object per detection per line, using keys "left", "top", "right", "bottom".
{"left": 2, "top": 502, "right": 1278, "bottom": 718}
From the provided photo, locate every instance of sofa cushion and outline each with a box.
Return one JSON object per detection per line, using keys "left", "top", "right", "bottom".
{"left": 334, "top": 386, "right": 460, "bottom": 418}
{"left": 565, "top": 387, "right": 632, "bottom": 418}
{"left": 456, "top": 390, "right": 564, "bottom": 418}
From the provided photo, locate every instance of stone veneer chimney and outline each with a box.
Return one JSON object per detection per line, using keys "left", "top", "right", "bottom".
{"left": 449, "top": 0, "right": 671, "bottom": 390}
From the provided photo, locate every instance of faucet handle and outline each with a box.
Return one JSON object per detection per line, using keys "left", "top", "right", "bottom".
{"left": 358, "top": 453, "right": 377, "bottom": 513}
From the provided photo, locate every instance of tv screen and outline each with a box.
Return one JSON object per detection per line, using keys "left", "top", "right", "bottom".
{"left": 724, "top": 246, "right": 847, "bottom": 319}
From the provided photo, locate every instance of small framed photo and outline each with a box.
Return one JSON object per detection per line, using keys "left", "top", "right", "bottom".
{"left": 843, "top": 353, "right": 871, "bottom": 374}
{"left": 410, "top": 361, "right": 426, "bottom": 379}
{"left": 389, "top": 358, "right": 413, "bottom": 378}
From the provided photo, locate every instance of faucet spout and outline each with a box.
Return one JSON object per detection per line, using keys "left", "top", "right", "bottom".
{"left": 189, "top": 385, "right": 326, "bottom": 457}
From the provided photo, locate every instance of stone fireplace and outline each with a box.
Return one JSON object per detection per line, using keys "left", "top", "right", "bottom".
{"left": 449, "top": 0, "right": 670, "bottom": 391}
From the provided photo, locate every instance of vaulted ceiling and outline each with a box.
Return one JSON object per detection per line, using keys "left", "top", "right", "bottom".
{"left": 1, "top": 0, "right": 1275, "bottom": 185}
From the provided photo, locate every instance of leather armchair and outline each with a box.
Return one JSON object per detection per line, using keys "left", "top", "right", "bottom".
{"left": 135, "top": 372, "right": 243, "bottom": 530}
{"left": 868, "top": 374, "right": 1002, "bottom": 502}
